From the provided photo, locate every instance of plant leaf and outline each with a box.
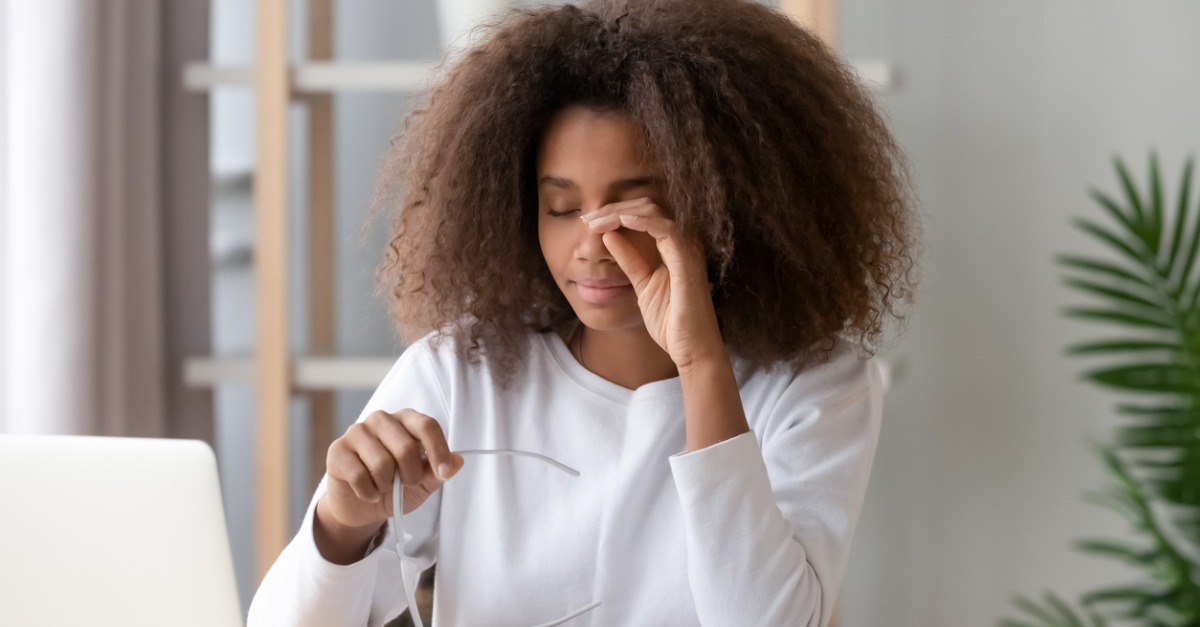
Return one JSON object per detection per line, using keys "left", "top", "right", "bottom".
{"left": 1091, "top": 188, "right": 1148, "bottom": 247}
{"left": 1013, "top": 594, "right": 1070, "bottom": 625}
{"left": 1067, "top": 340, "right": 1178, "bottom": 356}
{"left": 1063, "top": 277, "right": 1162, "bottom": 310}
{"left": 1081, "top": 605, "right": 1110, "bottom": 627}
{"left": 1083, "top": 585, "right": 1161, "bottom": 606}
{"left": 1165, "top": 157, "right": 1193, "bottom": 270}
{"left": 1083, "top": 363, "right": 1197, "bottom": 393}
{"left": 1147, "top": 475, "right": 1200, "bottom": 508}
{"left": 1063, "top": 308, "right": 1173, "bottom": 330}
{"left": 1058, "top": 255, "right": 1155, "bottom": 289}
{"left": 1149, "top": 153, "right": 1165, "bottom": 254}
{"left": 1169, "top": 158, "right": 1200, "bottom": 296}
{"left": 1114, "top": 403, "right": 1195, "bottom": 419}
{"left": 1074, "top": 218, "right": 1150, "bottom": 266}
{"left": 1117, "top": 424, "right": 1197, "bottom": 448}
{"left": 1075, "top": 539, "right": 1157, "bottom": 566}
{"left": 1082, "top": 489, "right": 1139, "bottom": 524}
{"left": 1115, "top": 157, "right": 1149, "bottom": 229}
{"left": 1044, "top": 591, "right": 1088, "bottom": 627}
{"left": 1009, "top": 158, "right": 1200, "bottom": 627}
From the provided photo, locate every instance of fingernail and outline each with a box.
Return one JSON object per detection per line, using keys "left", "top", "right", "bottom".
{"left": 368, "top": 493, "right": 381, "bottom": 503}
{"left": 438, "top": 463, "right": 453, "bottom": 480}
{"left": 619, "top": 214, "right": 637, "bottom": 223}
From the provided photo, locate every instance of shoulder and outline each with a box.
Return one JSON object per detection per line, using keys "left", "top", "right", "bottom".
{"left": 737, "top": 340, "right": 883, "bottom": 434}
{"left": 787, "top": 341, "right": 880, "bottom": 404}
{"left": 353, "top": 333, "right": 454, "bottom": 422}
{"left": 395, "top": 327, "right": 556, "bottom": 392}
{"left": 364, "top": 330, "right": 520, "bottom": 420}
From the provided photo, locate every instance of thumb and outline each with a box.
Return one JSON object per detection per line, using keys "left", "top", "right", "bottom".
{"left": 398, "top": 453, "right": 464, "bottom": 515}
{"left": 602, "top": 230, "right": 653, "bottom": 290}
{"left": 434, "top": 452, "right": 465, "bottom": 482}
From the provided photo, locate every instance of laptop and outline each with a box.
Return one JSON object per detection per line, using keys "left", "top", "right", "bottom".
{"left": 0, "top": 434, "right": 244, "bottom": 627}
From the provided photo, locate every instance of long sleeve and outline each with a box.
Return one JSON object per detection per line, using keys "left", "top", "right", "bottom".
{"left": 668, "top": 352, "right": 883, "bottom": 627}
{"left": 247, "top": 338, "right": 449, "bottom": 627}
{"left": 245, "top": 484, "right": 441, "bottom": 627}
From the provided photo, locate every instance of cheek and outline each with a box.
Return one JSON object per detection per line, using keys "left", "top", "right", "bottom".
{"left": 538, "top": 222, "right": 572, "bottom": 275}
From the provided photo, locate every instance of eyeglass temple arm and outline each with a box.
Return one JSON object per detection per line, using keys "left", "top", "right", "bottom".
{"left": 391, "top": 448, "right": 581, "bottom": 627}
{"left": 454, "top": 448, "right": 580, "bottom": 477}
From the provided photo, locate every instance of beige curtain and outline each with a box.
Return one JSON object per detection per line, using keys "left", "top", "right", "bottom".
{"left": 1, "top": 0, "right": 165, "bottom": 436}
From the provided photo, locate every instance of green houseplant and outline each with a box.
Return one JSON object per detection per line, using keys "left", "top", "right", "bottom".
{"left": 1002, "top": 155, "right": 1200, "bottom": 627}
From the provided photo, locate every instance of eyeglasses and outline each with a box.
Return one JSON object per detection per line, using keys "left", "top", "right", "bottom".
{"left": 392, "top": 449, "right": 602, "bottom": 627}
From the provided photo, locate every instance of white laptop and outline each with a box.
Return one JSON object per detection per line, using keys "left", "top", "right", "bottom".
{"left": 0, "top": 434, "right": 244, "bottom": 627}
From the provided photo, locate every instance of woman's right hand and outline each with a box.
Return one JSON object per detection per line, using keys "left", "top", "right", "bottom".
{"left": 313, "top": 408, "right": 463, "bottom": 563}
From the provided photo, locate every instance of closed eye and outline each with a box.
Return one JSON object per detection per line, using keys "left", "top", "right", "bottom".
{"left": 546, "top": 208, "right": 580, "bottom": 217}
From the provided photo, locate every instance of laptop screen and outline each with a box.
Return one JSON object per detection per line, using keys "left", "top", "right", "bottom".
{"left": 0, "top": 434, "right": 243, "bottom": 627}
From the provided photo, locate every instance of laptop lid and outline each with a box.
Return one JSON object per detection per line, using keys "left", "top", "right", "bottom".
{"left": 0, "top": 434, "right": 243, "bottom": 627}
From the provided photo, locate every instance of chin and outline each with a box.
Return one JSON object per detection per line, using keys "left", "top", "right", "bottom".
{"left": 568, "top": 302, "right": 644, "bottom": 333}
{"left": 561, "top": 281, "right": 642, "bottom": 330}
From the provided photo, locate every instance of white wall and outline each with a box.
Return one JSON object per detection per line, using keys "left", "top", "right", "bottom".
{"left": 838, "top": 1, "right": 1200, "bottom": 625}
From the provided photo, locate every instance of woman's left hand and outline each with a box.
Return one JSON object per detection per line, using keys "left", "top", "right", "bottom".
{"left": 582, "top": 198, "right": 726, "bottom": 371}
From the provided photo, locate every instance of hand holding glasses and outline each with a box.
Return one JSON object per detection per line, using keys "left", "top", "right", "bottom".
{"left": 319, "top": 409, "right": 601, "bottom": 626}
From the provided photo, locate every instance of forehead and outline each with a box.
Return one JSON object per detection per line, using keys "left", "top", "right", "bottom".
{"left": 536, "top": 106, "right": 652, "bottom": 177}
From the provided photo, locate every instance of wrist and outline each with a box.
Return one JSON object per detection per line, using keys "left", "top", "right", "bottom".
{"left": 678, "top": 351, "right": 750, "bottom": 452}
{"left": 676, "top": 343, "right": 731, "bottom": 379}
{"left": 313, "top": 497, "right": 386, "bottom": 565}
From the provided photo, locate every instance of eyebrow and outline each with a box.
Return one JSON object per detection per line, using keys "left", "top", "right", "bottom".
{"left": 537, "top": 175, "right": 658, "bottom": 192}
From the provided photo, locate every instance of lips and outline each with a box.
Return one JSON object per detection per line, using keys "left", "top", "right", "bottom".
{"left": 571, "top": 277, "right": 633, "bottom": 304}
{"left": 575, "top": 277, "right": 631, "bottom": 289}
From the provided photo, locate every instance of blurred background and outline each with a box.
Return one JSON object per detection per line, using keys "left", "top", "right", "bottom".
{"left": 2, "top": 1, "right": 1199, "bottom": 625}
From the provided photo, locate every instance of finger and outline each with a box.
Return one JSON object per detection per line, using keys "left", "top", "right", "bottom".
{"left": 617, "top": 214, "right": 704, "bottom": 278}
{"left": 586, "top": 196, "right": 660, "bottom": 219}
{"left": 398, "top": 410, "right": 461, "bottom": 481}
{"left": 356, "top": 412, "right": 402, "bottom": 493}
{"left": 615, "top": 213, "right": 675, "bottom": 240}
{"left": 601, "top": 230, "right": 656, "bottom": 292}
{"left": 350, "top": 427, "right": 398, "bottom": 499}
{"left": 327, "top": 442, "right": 379, "bottom": 503}
{"left": 580, "top": 197, "right": 661, "bottom": 230}
{"left": 366, "top": 412, "right": 426, "bottom": 487}
{"left": 329, "top": 424, "right": 389, "bottom": 503}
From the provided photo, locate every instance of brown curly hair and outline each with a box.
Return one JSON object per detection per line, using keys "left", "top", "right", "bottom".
{"left": 373, "top": 0, "right": 918, "bottom": 375}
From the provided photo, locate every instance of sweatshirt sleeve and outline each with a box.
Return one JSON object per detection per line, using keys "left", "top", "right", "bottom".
{"left": 668, "top": 350, "right": 883, "bottom": 627}
{"left": 247, "top": 337, "right": 450, "bottom": 627}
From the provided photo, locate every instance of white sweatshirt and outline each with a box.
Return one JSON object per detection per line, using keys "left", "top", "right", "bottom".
{"left": 247, "top": 331, "right": 882, "bottom": 627}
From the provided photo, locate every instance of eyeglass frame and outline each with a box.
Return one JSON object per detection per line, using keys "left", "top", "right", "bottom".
{"left": 391, "top": 448, "right": 602, "bottom": 627}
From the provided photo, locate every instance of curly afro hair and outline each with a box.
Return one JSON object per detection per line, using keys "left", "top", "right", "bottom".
{"left": 372, "top": 0, "right": 919, "bottom": 375}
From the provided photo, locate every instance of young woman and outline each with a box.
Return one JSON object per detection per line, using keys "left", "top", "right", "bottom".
{"left": 248, "top": 1, "right": 917, "bottom": 625}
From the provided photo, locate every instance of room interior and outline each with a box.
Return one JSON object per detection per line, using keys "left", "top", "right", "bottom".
{"left": 3, "top": 1, "right": 1199, "bottom": 625}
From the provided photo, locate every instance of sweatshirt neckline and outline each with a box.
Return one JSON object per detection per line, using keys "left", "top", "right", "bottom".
{"left": 539, "top": 330, "right": 683, "bottom": 404}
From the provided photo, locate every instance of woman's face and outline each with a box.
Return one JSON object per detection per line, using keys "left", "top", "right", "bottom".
{"left": 536, "top": 105, "right": 663, "bottom": 332}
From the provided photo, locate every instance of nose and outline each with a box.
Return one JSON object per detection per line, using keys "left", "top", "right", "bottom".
{"left": 573, "top": 217, "right": 615, "bottom": 264}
